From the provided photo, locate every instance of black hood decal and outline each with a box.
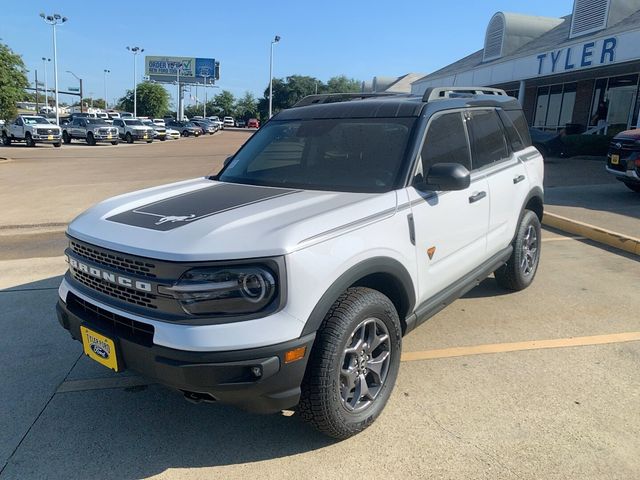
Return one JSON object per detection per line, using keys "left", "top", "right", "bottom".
{"left": 107, "top": 183, "right": 297, "bottom": 231}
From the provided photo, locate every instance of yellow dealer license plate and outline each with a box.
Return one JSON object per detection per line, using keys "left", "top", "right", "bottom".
{"left": 48, "top": 135, "right": 53, "bottom": 140}
{"left": 107, "top": 134, "right": 112, "bottom": 139}
{"left": 611, "top": 154, "right": 620, "bottom": 165}
{"left": 80, "top": 326, "right": 119, "bottom": 371}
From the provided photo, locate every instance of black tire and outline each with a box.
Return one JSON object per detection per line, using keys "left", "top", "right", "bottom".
{"left": 125, "top": 132, "right": 133, "bottom": 144}
{"left": 146, "top": 139, "right": 153, "bottom": 143}
{"left": 298, "top": 287, "right": 402, "bottom": 439}
{"left": 2, "top": 132, "right": 10, "bottom": 146}
{"left": 53, "top": 142, "right": 61, "bottom": 148}
{"left": 63, "top": 131, "right": 71, "bottom": 144}
{"left": 86, "top": 132, "right": 96, "bottom": 146}
{"left": 160, "top": 137, "right": 166, "bottom": 141}
{"left": 111, "top": 141, "right": 119, "bottom": 146}
{"left": 182, "top": 130, "right": 189, "bottom": 137}
{"left": 494, "top": 210, "right": 542, "bottom": 291}
{"left": 25, "top": 133, "right": 35, "bottom": 147}
{"left": 622, "top": 181, "right": 640, "bottom": 193}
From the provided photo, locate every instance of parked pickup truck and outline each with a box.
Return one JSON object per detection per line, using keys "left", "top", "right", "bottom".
{"left": 62, "top": 118, "right": 119, "bottom": 145}
{"left": 1, "top": 115, "right": 62, "bottom": 147}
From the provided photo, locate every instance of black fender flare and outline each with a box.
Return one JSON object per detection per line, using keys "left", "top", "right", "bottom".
{"left": 300, "top": 256, "right": 416, "bottom": 336}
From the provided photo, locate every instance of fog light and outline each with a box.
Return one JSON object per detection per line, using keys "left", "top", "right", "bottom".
{"left": 284, "top": 346, "right": 306, "bottom": 364}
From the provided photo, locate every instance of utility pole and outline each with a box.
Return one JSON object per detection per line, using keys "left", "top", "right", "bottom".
{"left": 42, "top": 57, "right": 51, "bottom": 109}
{"left": 202, "top": 74, "right": 210, "bottom": 117}
{"left": 35, "top": 70, "right": 40, "bottom": 112}
{"left": 126, "top": 46, "right": 144, "bottom": 117}
{"left": 40, "top": 13, "right": 68, "bottom": 124}
{"left": 103, "top": 69, "right": 110, "bottom": 110}
{"left": 268, "top": 35, "right": 281, "bottom": 118}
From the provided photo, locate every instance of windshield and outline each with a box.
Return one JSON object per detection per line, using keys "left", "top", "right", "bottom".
{"left": 219, "top": 118, "right": 416, "bottom": 193}
{"left": 86, "top": 119, "right": 108, "bottom": 125}
{"left": 124, "top": 120, "right": 143, "bottom": 126}
{"left": 23, "top": 116, "right": 48, "bottom": 125}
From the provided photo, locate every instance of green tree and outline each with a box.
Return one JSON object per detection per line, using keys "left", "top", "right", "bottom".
{"left": 116, "top": 81, "right": 170, "bottom": 117}
{"left": 213, "top": 90, "right": 236, "bottom": 117}
{"left": 234, "top": 91, "right": 258, "bottom": 120}
{"left": 326, "top": 75, "right": 361, "bottom": 93}
{"left": 0, "top": 43, "right": 29, "bottom": 121}
{"left": 258, "top": 75, "right": 323, "bottom": 119}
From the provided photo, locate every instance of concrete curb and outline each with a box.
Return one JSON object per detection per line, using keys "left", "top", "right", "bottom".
{"left": 543, "top": 212, "right": 640, "bottom": 256}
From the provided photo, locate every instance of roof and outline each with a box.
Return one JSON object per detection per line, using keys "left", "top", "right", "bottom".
{"left": 415, "top": 8, "right": 640, "bottom": 85}
{"left": 274, "top": 93, "right": 522, "bottom": 120}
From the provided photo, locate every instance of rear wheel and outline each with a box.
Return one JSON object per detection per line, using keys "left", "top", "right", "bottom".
{"left": 25, "top": 133, "right": 35, "bottom": 147}
{"left": 494, "top": 210, "right": 541, "bottom": 291}
{"left": 623, "top": 181, "right": 640, "bottom": 193}
{"left": 299, "top": 287, "right": 401, "bottom": 439}
{"left": 125, "top": 132, "right": 133, "bottom": 144}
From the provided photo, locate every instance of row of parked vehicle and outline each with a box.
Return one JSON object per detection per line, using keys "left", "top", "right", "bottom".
{"left": 0, "top": 113, "right": 231, "bottom": 147}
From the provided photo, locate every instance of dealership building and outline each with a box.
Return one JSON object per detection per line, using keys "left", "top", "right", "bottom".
{"left": 411, "top": 0, "right": 640, "bottom": 135}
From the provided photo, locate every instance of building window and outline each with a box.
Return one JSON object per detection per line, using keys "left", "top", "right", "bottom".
{"left": 589, "top": 74, "right": 639, "bottom": 135}
{"left": 533, "top": 83, "right": 578, "bottom": 132}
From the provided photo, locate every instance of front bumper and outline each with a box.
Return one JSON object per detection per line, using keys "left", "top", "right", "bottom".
{"left": 93, "top": 133, "right": 118, "bottom": 141}
{"left": 56, "top": 293, "right": 314, "bottom": 413}
{"left": 605, "top": 165, "right": 640, "bottom": 184}
{"left": 32, "top": 134, "right": 61, "bottom": 143}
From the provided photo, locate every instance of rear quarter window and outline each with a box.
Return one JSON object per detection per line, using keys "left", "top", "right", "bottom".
{"left": 502, "top": 109, "right": 532, "bottom": 149}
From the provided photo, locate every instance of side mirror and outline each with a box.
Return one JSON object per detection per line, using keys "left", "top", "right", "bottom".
{"left": 223, "top": 155, "right": 233, "bottom": 167}
{"left": 415, "top": 163, "right": 470, "bottom": 192}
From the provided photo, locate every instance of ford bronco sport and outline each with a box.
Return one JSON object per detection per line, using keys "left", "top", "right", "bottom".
{"left": 56, "top": 87, "right": 544, "bottom": 439}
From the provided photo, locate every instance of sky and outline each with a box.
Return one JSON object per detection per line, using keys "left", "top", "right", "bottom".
{"left": 2, "top": 0, "right": 574, "bottom": 109}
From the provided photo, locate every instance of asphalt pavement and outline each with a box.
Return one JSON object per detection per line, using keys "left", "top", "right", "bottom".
{"left": 1, "top": 137, "right": 639, "bottom": 479}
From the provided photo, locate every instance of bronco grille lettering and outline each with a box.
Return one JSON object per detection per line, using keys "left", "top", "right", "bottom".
{"left": 68, "top": 257, "right": 152, "bottom": 292}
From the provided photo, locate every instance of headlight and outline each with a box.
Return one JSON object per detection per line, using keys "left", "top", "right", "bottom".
{"left": 159, "top": 266, "right": 277, "bottom": 315}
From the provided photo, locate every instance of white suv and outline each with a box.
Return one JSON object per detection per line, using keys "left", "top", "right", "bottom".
{"left": 223, "top": 116, "right": 235, "bottom": 127}
{"left": 56, "top": 88, "right": 543, "bottom": 439}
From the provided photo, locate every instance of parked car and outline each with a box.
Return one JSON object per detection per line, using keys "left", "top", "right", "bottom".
{"left": 56, "top": 87, "right": 544, "bottom": 439}
{"left": 62, "top": 118, "right": 119, "bottom": 145}
{"left": 191, "top": 120, "right": 217, "bottom": 135}
{"left": 235, "top": 119, "right": 246, "bottom": 128}
{"left": 207, "top": 116, "right": 224, "bottom": 130}
{"left": 605, "top": 128, "right": 640, "bottom": 193}
{"left": 141, "top": 119, "right": 167, "bottom": 141}
{"left": 1, "top": 115, "right": 62, "bottom": 147}
{"left": 223, "top": 116, "right": 235, "bottom": 127}
{"left": 165, "top": 127, "right": 181, "bottom": 140}
{"left": 112, "top": 118, "right": 154, "bottom": 143}
{"left": 120, "top": 112, "right": 134, "bottom": 119}
{"left": 165, "top": 120, "right": 203, "bottom": 137}
{"left": 60, "top": 112, "right": 97, "bottom": 126}
{"left": 152, "top": 118, "right": 166, "bottom": 127}
{"left": 247, "top": 118, "right": 260, "bottom": 129}
{"left": 529, "top": 128, "right": 564, "bottom": 160}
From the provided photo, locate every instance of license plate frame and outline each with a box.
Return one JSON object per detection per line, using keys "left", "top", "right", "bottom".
{"left": 80, "top": 325, "right": 119, "bottom": 371}
{"left": 611, "top": 154, "right": 620, "bottom": 165}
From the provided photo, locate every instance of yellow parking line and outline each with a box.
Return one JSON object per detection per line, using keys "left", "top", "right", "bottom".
{"left": 541, "top": 236, "right": 586, "bottom": 242}
{"left": 401, "top": 332, "right": 640, "bottom": 362}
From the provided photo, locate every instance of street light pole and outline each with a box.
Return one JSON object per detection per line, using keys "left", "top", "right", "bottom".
{"left": 176, "top": 65, "right": 182, "bottom": 121}
{"left": 40, "top": 13, "right": 67, "bottom": 125}
{"left": 126, "top": 46, "right": 144, "bottom": 117}
{"left": 66, "top": 71, "right": 83, "bottom": 112}
{"left": 268, "top": 35, "right": 281, "bottom": 119}
{"left": 42, "top": 57, "right": 51, "bottom": 110}
{"left": 202, "top": 74, "right": 210, "bottom": 117}
{"left": 103, "top": 69, "right": 110, "bottom": 110}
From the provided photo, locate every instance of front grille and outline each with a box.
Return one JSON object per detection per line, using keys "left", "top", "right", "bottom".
{"left": 72, "top": 269, "right": 158, "bottom": 309}
{"left": 70, "top": 240, "right": 157, "bottom": 278}
{"left": 67, "top": 292, "right": 154, "bottom": 346}
{"left": 37, "top": 128, "right": 58, "bottom": 135}
{"left": 609, "top": 139, "right": 637, "bottom": 150}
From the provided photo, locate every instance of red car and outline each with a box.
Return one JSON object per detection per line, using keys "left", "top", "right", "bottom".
{"left": 247, "top": 118, "right": 260, "bottom": 129}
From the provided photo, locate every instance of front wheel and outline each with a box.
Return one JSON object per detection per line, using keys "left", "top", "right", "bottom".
{"left": 63, "top": 132, "right": 71, "bottom": 144}
{"left": 299, "top": 287, "right": 401, "bottom": 439}
{"left": 25, "top": 133, "right": 35, "bottom": 147}
{"left": 623, "top": 181, "right": 640, "bottom": 193}
{"left": 111, "top": 141, "right": 119, "bottom": 146}
{"left": 125, "top": 132, "right": 133, "bottom": 144}
{"left": 53, "top": 142, "right": 61, "bottom": 148}
{"left": 86, "top": 132, "right": 96, "bottom": 146}
{"left": 494, "top": 210, "right": 542, "bottom": 291}
{"left": 1, "top": 133, "right": 10, "bottom": 146}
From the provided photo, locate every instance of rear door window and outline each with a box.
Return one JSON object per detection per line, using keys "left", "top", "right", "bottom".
{"left": 466, "top": 110, "right": 509, "bottom": 170}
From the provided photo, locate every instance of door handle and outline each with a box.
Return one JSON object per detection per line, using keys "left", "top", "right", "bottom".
{"left": 468, "top": 191, "right": 487, "bottom": 203}
{"left": 513, "top": 175, "right": 525, "bottom": 184}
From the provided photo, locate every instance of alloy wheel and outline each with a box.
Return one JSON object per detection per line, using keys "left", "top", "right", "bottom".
{"left": 520, "top": 225, "right": 539, "bottom": 276}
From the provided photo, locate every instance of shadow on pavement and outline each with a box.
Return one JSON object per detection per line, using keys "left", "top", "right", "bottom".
{"left": 0, "top": 276, "right": 334, "bottom": 479}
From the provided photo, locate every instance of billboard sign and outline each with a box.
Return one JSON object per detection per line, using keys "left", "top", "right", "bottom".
{"left": 145, "top": 56, "right": 218, "bottom": 85}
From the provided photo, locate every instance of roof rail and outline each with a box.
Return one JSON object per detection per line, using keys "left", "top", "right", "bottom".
{"left": 292, "top": 92, "right": 398, "bottom": 108}
{"left": 422, "top": 86, "right": 507, "bottom": 102}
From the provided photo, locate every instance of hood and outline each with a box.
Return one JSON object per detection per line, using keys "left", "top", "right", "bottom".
{"left": 67, "top": 179, "right": 398, "bottom": 261}
{"left": 35, "top": 122, "right": 61, "bottom": 129}
{"left": 614, "top": 128, "right": 640, "bottom": 140}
